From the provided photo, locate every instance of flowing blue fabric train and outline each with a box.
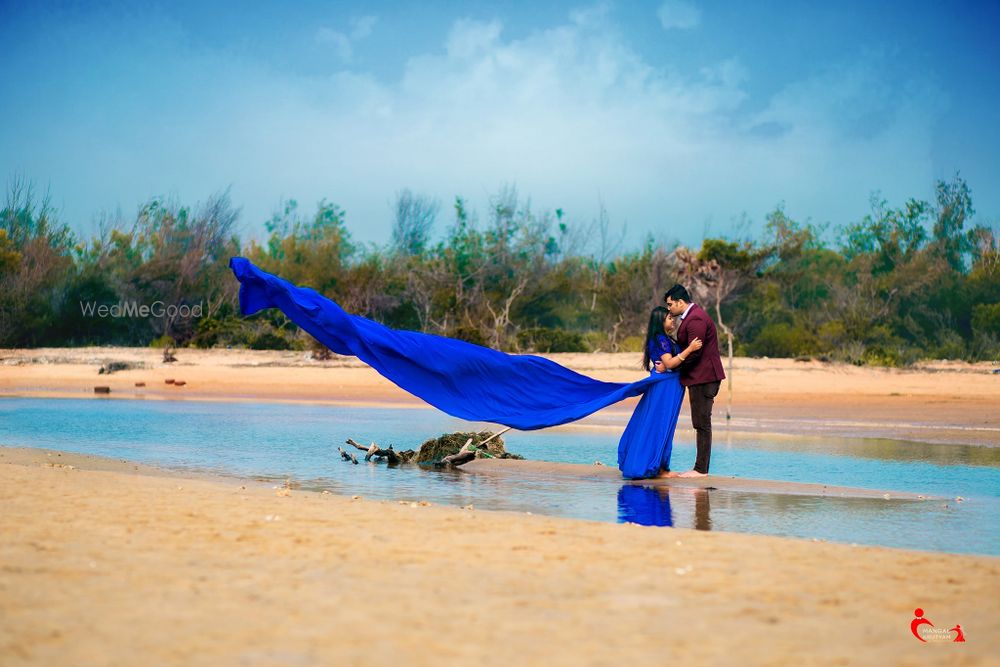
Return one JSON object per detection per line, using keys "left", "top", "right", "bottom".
{"left": 229, "top": 257, "right": 682, "bottom": 434}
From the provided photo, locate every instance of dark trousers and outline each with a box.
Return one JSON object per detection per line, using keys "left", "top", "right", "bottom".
{"left": 688, "top": 380, "right": 721, "bottom": 473}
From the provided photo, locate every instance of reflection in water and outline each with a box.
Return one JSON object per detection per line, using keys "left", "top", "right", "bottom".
{"left": 617, "top": 485, "right": 713, "bottom": 530}
{"left": 617, "top": 485, "right": 673, "bottom": 527}
{"left": 694, "top": 488, "right": 712, "bottom": 531}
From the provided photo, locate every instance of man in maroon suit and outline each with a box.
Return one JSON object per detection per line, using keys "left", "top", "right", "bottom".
{"left": 664, "top": 284, "right": 726, "bottom": 477}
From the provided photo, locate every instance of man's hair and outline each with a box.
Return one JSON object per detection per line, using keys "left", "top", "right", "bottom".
{"left": 664, "top": 284, "right": 691, "bottom": 303}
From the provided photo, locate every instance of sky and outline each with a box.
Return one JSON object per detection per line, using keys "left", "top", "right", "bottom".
{"left": 1, "top": 0, "right": 998, "bottom": 250}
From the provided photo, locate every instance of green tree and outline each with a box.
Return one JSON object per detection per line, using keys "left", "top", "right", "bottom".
{"left": 0, "top": 180, "right": 75, "bottom": 346}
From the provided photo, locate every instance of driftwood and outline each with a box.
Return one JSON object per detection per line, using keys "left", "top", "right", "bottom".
{"left": 345, "top": 438, "right": 412, "bottom": 465}
{"left": 341, "top": 427, "right": 515, "bottom": 469}
{"left": 162, "top": 346, "right": 177, "bottom": 363}
{"left": 439, "top": 438, "right": 476, "bottom": 466}
{"left": 98, "top": 361, "right": 136, "bottom": 374}
{"left": 337, "top": 446, "right": 359, "bottom": 464}
{"left": 438, "top": 428, "right": 512, "bottom": 466}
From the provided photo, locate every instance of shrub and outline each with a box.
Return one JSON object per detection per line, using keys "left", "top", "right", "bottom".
{"left": 862, "top": 345, "right": 921, "bottom": 367}
{"left": 750, "top": 322, "right": 818, "bottom": 358}
{"left": 817, "top": 320, "right": 848, "bottom": 350}
{"left": 932, "top": 330, "right": 968, "bottom": 361}
{"left": 972, "top": 303, "right": 1000, "bottom": 337}
{"left": 969, "top": 331, "right": 1000, "bottom": 362}
{"left": 832, "top": 340, "right": 867, "bottom": 365}
{"left": 149, "top": 334, "right": 175, "bottom": 349}
{"left": 249, "top": 330, "right": 294, "bottom": 350}
{"left": 582, "top": 331, "right": 609, "bottom": 353}
{"left": 449, "top": 326, "right": 486, "bottom": 347}
{"left": 516, "top": 327, "right": 587, "bottom": 353}
{"left": 618, "top": 335, "right": 644, "bottom": 353}
{"left": 191, "top": 315, "right": 253, "bottom": 348}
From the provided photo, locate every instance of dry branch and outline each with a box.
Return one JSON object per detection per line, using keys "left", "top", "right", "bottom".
{"left": 337, "top": 446, "right": 358, "bottom": 464}
{"left": 345, "top": 438, "right": 406, "bottom": 465}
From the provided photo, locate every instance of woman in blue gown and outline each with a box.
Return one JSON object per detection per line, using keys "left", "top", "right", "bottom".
{"left": 617, "top": 307, "right": 702, "bottom": 479}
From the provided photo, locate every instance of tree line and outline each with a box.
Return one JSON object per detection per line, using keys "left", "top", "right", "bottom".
{"left": 1, "top": 176, "right": 997, "bottom": 365}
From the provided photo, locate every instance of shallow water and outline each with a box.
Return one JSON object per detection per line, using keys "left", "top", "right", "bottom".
{"left": 2, "top": 397, "right": 997, "bottom": 555}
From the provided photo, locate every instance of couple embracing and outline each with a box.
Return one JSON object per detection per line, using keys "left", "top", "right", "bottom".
{"left": 617, "top": 284, "right": 726, "bottom": 480}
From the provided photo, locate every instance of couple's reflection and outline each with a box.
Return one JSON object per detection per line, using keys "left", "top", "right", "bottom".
{"left": 617, "top": 484, "right": 712, "bottom": 530}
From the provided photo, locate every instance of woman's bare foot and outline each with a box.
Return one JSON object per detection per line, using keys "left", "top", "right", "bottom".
{"left": 678, "top": 470, "right": 707, "bottom": 478}
{"left": 655, "top": 470, "right": 681, "bottom": 478}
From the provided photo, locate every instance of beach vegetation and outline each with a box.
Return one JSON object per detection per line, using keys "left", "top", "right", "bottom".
{"left": 1, "top": 175, "right": 997, "bottom": 365}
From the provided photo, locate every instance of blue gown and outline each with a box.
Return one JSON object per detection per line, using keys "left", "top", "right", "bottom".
{"left": 617, "top": 335, "right": 685, "bottom": 479}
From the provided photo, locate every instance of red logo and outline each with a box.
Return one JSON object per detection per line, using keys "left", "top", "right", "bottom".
{"left": 911, "top": 608, "right": 966, "bottom": 643}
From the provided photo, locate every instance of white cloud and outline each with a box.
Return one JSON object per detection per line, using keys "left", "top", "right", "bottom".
{"left": 350, "top": 15, "right": 377, "bottom": 40}
{"left": 315, "top": 27, "right": 353, "bottom": 60}
{"left": 315, "top": 15, "right": 378, "bottom": 62}
{"left": 657, "top": 1, "right": 701, "bottom": 30}
{"left": 243, "top": 19, "right": 942, "bottom": 244}
{"left": 445, "top": 18, "right": 503, "bottom": 58}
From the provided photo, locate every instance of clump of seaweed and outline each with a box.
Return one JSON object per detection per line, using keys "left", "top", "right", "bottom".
{"left": 341, "top": 429, "right": 523, "bottom": 468}
{"left": 414, "top": 430, "right": 508, "bottom": 463}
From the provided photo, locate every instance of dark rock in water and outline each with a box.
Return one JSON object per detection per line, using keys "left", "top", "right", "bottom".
{"left": 414, "top": 431, "right": 522, "bottom": 463}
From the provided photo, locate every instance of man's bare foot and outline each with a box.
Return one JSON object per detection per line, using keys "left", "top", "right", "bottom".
{"left": 678, "top": 470, "right": 707, "bottom": 478}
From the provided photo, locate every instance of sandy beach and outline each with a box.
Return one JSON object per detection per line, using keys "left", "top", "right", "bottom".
{"left": 2, "top": 347, "right": 999, "bottom": 446}
{"left": 2, "top": 348, "right": 998, "bottom": 664}
{"left": 1, "top": 446, "right": 997, "bottom": 666}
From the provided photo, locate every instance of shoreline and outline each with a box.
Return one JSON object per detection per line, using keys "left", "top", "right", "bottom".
{"left": 1, "top": 445, "right": 997, "bottom": 665}
{"left": 2, "top": 346, "right": 999, "bottom": 447}
{"left": 0, "top": 445, "right": 936, "bottom": 502}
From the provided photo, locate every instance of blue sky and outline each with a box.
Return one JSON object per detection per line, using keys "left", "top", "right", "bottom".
{"left": 1, "top": 0, "right": 998, "bottom": 249}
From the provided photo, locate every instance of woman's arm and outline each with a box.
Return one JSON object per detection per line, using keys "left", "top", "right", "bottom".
{"left": 653, "top": 338, "right": 703, "bottom": 372}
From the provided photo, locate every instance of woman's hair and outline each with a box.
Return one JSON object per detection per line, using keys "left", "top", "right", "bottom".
{"left": 642, "top": 306, "right": 671, "bottom": 371}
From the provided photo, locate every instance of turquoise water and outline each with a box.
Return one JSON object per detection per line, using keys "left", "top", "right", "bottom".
{"left": 2, "top": 397, "right": 998, "bottom": 555}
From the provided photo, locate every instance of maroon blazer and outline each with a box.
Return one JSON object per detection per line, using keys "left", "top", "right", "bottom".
{"left": 675, "top": 303, "right": 726, "bottom": 387}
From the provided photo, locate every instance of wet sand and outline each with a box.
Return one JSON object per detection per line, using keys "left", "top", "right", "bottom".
{"left": 462, "top": 458, "right": 933, "bottom": 499}
{"left": 1, "top": 447, "right": 997, "bottom": 666}
{"left": 2, "top": 347, "right": 998, "bottom": 446}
